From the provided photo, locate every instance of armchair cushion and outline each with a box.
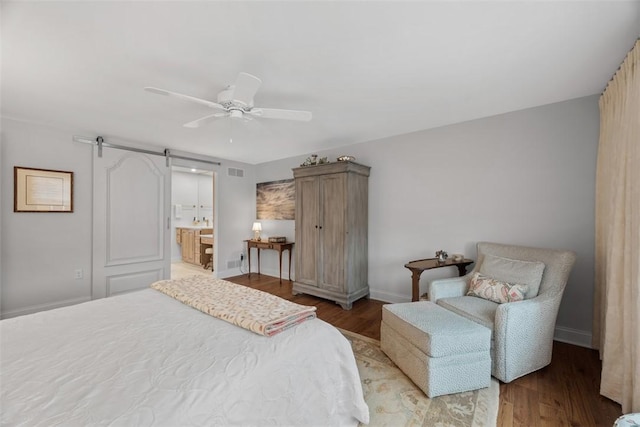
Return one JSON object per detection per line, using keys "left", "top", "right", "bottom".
{"left": 479, "top": 254, "right": 545, "bottom": 299}
{"left": 467, "top": 272, "right": 528, "bottom": 304}
{"left": 437, "top": 296, "right": 498, "bottom": 335}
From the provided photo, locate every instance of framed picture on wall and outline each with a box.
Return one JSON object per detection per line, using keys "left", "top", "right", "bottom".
{"left": 256, "top": 179, "right": 295, "bottom": 220}
{"left": 14, "top": 166, "right": 73, "bottom": 212}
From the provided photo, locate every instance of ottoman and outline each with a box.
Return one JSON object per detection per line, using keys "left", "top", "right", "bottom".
{"left": 381, "top": 301, "right": 491, "bottom": 398}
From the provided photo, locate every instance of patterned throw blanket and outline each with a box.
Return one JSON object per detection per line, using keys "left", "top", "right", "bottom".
{"left": 151, "top": 276, "right": 317, "bottom": 337}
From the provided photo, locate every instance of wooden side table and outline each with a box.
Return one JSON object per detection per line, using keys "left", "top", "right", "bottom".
{"left": 245, "top": 240, "right": 294, "bottom": 284}
{"left": 404, "top": 258, "right": 474, "bottom": 302}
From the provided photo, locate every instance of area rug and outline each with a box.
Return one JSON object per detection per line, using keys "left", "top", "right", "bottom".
{"left": 341, "top": 329, "right": 499, "bottom": 427}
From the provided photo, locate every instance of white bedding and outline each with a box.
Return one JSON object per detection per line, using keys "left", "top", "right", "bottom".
{"left": 0, "top": 289, "right": 369, "bottom": 426}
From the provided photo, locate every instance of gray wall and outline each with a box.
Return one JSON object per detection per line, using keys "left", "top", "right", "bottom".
{"left": 1, "top": 119, "right": 94, "bottom": 315}
{"left": 255, "top": 95, "right": 600, "bottom": 347}
{"left": 0, "top": 118, "right": 256, "bottom": 317}
{"left": 1, "top": 95, "right": 599, "bottom": 346}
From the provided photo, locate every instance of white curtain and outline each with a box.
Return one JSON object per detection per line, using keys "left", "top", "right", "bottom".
{"left": 594, "top": 39, "right": 639, "bottom": 414}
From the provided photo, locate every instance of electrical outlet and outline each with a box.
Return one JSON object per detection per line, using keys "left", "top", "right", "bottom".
{"left": 74, "top": 269, "right": 83, "bottom": 280}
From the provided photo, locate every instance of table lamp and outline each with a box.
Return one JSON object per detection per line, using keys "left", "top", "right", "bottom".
{"left": 252, "top": 222, "right": 262, "bottom": 241}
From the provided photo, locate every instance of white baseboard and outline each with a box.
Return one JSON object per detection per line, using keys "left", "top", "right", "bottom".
{"left": 217, "top": 267, "right": 282, "bottom": 280}
{"left": 252, "top": 267, "right": 293, "bottom": 281}
{"left": 554, "top": 326, "right": 593, "bottom": 348}
{"left": 369, "top": 289, "right": 408, "bottom": 303}
{"left": 217, "top": 268, "right": 242, "bottom": 279}
{"left": 0, "top": 296, "right": 92, "bottom": 319}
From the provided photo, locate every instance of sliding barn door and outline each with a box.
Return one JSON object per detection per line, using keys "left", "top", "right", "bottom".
{"left": 92, "top": 147, "right": 171, "bottom": 298}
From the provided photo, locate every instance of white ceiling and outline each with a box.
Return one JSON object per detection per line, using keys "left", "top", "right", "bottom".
{"left": 2, "top": 1, "right": 639, "bottom": 164}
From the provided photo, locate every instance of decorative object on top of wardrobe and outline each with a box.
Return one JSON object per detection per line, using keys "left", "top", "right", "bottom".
{"left": 337, "top": 155, "right": 355, "bottom": 162}
{"left": 301, "top": 154, "right": 318, "bottom": 166}
{"left": 292, "top": 161, "right": 370, "bottom": 310}
{"left": 145, "top": 72, "right": 312, "bottom": 128}
{"left": 301, "top": 155, "right": 329, "bottom": 167}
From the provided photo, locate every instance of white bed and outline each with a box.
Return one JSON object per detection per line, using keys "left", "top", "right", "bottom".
{"left": 0, "top": 288, "right": 369, "bottom": 426}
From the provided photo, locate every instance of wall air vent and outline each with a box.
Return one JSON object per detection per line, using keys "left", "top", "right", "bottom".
{"left": 227, "top": 167, "right": 244, "bottom": 178}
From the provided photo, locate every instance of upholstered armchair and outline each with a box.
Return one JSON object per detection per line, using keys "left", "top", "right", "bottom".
{"left": 428, "top": 242, "right": 576, "bottom": 383}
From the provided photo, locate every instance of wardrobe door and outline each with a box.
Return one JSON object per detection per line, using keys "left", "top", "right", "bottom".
{"left": 319, "top": 173, "right": 346, "bottom": 292}
{"left": 295, "top": 176, "right": 320, "bottom": 287}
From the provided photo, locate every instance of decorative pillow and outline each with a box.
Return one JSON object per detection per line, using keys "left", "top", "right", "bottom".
{"left": 467, "top": 272, "right": 528, "bottom": 304}
{"left": 479, "top": 254, "right": 545, "bottom": 299}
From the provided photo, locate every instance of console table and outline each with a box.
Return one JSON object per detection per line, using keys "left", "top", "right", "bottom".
{"left": 404, "top": 258, "right": 474, "bottom": 302}
{"left": 245, "top": 240, "right": 294, "bottom": 284}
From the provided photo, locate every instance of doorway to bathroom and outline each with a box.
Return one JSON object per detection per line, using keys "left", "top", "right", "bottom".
{"left": 170, "top": 165, "right": 216, "bottom": 279}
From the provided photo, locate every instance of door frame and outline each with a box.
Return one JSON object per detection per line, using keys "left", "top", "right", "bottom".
{"left": 170, "top": 159, "right": 219, "bottom": 277}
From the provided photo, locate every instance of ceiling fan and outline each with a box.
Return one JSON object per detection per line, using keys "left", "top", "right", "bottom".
{"left": 145, "top": 72, "right": 312, "bottom": 128}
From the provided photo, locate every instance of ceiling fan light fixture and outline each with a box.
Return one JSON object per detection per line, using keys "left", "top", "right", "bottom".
{"left": 145, "top": 72, "right": 312, "bottom": 128}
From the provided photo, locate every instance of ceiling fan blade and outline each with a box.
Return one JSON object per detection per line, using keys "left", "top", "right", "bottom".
{"left": 250, "top": 108, "right": 312, "bottom": 122}
{"left": 144, "top": 87, "right": 225, "bottom": 110}
{"left": 183, "top": 112, "right": 229, "bottom": 128}
{"left": 231, "top": 72, "right": 262, "bottom": 107}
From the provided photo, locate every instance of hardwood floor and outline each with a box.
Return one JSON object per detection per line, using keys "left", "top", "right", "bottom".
{"left": 225, "top": 273, "right": 622, "bottom": 427}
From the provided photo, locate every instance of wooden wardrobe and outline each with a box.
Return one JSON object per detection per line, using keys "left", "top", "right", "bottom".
{"left": 292, "top": 161, "right": 370, "bottom": 310}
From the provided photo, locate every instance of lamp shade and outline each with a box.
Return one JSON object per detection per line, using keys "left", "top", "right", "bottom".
{"left": 252, "top": 222, "right": 262, "bottom": 232}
